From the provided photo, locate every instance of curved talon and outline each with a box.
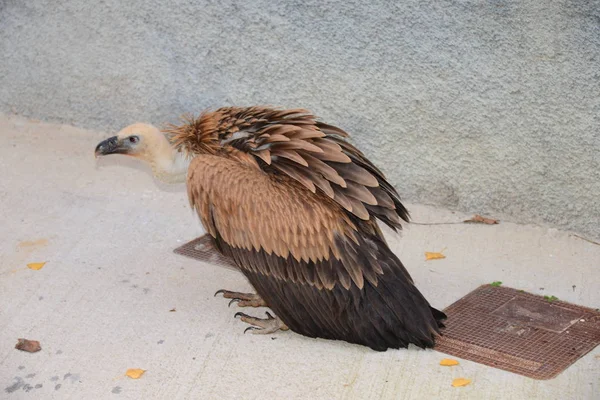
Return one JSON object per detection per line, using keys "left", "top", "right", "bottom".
{"left": 233, "top": 311, "right": 286, "bottom": 334}
{"left": 214, "top": 289, "right": 226, "bottom": 297}
{"left": 228, "top": 299, "right": 240, "bottom": 307}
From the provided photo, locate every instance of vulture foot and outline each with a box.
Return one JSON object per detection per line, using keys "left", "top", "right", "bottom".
{"left": 214, "top": 290, "right": 267, "bottom": 307}
{"left": 234, "top": 311, "right": 289, "bottom": 334}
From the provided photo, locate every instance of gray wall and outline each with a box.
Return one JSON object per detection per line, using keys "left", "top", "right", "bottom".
{"left": 1, "top": 0, "right": 599, "bottom": 240}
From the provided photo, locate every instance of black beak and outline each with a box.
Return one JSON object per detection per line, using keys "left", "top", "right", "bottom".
{"left": 95, "top": 136, "right": 128, "bottom": 157}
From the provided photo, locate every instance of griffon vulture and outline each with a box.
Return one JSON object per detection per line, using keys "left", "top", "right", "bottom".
{"left": 95, "top": 106, "right": 446, "bottom": 351}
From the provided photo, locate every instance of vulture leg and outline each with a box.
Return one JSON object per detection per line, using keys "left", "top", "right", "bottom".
{"left": 234, "top": 311, "right": 289, "bottom": 334}
{"left": 214, "top": 290, "right": 268, "bottom": 308}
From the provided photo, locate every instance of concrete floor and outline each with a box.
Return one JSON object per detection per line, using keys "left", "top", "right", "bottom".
{"left": 0, "top": 114, "right": 598, "bottom": 400}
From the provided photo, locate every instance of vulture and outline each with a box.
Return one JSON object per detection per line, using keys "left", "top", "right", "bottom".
{"left": 95, "top": 106, "right": 446, "bottom": 351}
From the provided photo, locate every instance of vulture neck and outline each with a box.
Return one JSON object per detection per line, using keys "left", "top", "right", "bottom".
{"left": 148, "top": 138, "right": 191, "bottom": 184}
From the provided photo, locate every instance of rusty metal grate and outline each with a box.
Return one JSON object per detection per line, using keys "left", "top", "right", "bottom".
{"left": 434, "top": 284, "right": 600, "bottom": 380}
{"left": 174, "top": 238, "right": 599, "bottom": 379}
{"left": 173, "top": 235, "right": 237, "bottom": 270}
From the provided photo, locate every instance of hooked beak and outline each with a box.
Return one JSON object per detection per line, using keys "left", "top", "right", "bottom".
{"left": 94, "top": 136, "right": 129, "bottom": 157}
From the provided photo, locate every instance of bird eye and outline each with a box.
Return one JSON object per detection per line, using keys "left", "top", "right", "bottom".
{"left": 129, "top": 136, "right": 139, "bottom": 144}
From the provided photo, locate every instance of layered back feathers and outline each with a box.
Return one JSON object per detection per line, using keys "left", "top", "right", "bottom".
{"left": 164, "top": 106, "right": 409, "bottom": 230}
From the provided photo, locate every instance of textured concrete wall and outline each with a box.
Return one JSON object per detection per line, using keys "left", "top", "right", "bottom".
{"left": 1, "top": 0, "right": 599, "bottom": 240}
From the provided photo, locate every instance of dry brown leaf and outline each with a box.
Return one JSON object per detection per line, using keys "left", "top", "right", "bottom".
{"left": 440, "top": 358, "right": 459, "bottom": 366}
{"left": 464, "top": 215, "right": 499, "bottom": 224}
{"left": 452, "top": 378, "right": 471, "bottom": 387}
{"left": 425, "top": 252, "right": 446, "bottom": 261}
{"left": 126, "top": 369, "right": 145, "bottom": 379}
{"left": 27, "top": 262, "right": 46, "bottom": 270}
{"left": 15, "top": 338, "right": 41, "bottom": 353}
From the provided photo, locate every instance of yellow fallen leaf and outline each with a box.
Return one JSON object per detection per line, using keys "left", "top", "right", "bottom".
{"left": 440, "top": 358, "right": 459, "bottom": 366}
{"left": 452, "top": 378, "right": 471, "bottom": 387}
{"left": 27, "top": 262, "right": 46, "bottom": 270}
{"left": 425, "top": 252, "right": 445, "bottom": 261}
{"left": 125, "top": 369, "right": 145, "bottom": 379}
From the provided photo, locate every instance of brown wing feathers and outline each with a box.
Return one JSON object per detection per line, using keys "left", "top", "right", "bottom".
{"left": 178, "top": 106, "right": 445, "bottom": 350}
{"left": 171, "top": 106, "right": 409, "bottom": 229}
{"left": 186, "top": 154, "right": 365, "bottom": 290}
{"left": 217, "top": 226, "right": 444, "bottom": 350}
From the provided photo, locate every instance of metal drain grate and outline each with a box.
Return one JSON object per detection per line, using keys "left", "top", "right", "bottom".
{"left": 434, "top": 285, "right": 600, "bottom": 380}
{"left": 174, "top": 238, "right": 599, "bottom": 379}
{"left": 173, "top": 235, "right": 237, "bottom": 270}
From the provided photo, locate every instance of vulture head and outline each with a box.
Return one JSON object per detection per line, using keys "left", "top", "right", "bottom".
{"left": 95, "top": 123, "right": 190, "bottom": 183}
